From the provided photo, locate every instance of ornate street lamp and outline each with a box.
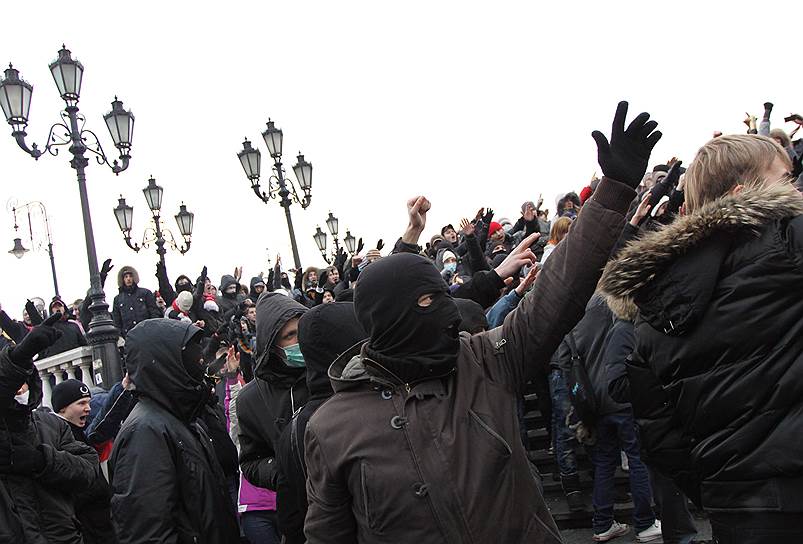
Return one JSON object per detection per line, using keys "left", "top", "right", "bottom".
{"left": 343, "top": 230, "right": 356, "bottom": 254}
{"left": 114, "top": 177, "right": 193, "bottom": 264}
{"left": 313, "top": 226, "right": 328, "bottom": 262}
{"left": 0, "top": 45, "right": 135, "bottom": 386}
{"left": 7, "top": 201, "right": 59, "bottom": 297}
{"left": 237, "top": 118, "right": 313, "bottom": 270}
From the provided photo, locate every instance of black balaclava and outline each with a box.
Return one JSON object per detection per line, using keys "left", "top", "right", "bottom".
{"left": 181, "top": 334, "right": 206, "bottom": 383}
{"left": 175, "top": 275, "right": 193, "bottom": 294}
{"left": 354, "top": 252, "right": 461, "bottom": 385}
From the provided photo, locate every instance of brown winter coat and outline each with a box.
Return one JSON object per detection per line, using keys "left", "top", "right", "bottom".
{"left": 303, "top": 178, "right": 636, "bottom": 543}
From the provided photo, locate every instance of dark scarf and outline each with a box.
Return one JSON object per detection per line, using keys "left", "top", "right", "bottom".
{"left": 355, "top": 253, "right": 461, "bottom": 385}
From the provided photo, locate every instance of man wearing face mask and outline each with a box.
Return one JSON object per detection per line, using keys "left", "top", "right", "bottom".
{"left": 1, "top": 313, "right": 100, "bottom": 544}
{"left": 303, "top": 101, "right": 662, "bottom": 543}
{"left": 109, "top": 319, "right": 239, "bottom": 543}
{"left": 237, "top": 293, "right": 309, "bottom": 503}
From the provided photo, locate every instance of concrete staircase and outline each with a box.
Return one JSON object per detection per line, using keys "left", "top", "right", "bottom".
{"left": 522, "top": 387, "right": 635, "bottom": 530}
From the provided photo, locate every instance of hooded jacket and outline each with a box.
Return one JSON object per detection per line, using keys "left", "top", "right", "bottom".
{"left": 275, "top": 302, "right": 367, "bottom": 543}
{"left": 303, "top": 177, "right": 635, "bottom": 544}
{"left": 237, "top": 293, "right": 309, "bottom": 491}
{"left": 108, "top": 319, "right": 239, "bottom": 543}
{"left": 0, "top": 347, "right": 100, "bottom": 544}
{"left": 111, "top": 266, "right": 161, "bottom": 337}
{"left": 600, "top": 182, "right": 803, "bottom": 513}
{"left": 216, "top": 274, "right": 242, "bottom": 317}
{"left": 248, "top": 276, "right": 266, "bottom": 304}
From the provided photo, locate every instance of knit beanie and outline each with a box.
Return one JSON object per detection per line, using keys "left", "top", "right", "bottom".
{"left": 488, "top": 222, "right": 503, "bottom": 237}
{"left": 442, "top": 250, "right": 457, "bottom": 262}
{"left": 52, "top": 379, "right": 91, "bottom": 413}
{"left": 579, "top": 185, "right": 593, "bottom": 205}
{"left": 176, "top": 291, "right": 194, "bottom": 313}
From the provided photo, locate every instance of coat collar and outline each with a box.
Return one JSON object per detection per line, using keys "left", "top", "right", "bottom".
{"left": 600, "top": 183, "right": 803, "bottom": 324}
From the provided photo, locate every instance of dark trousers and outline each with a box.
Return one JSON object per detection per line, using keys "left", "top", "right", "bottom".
{"left": 549, "top": 369, "right": 577, "bottom": 477}
{"left": 650, "top": 468, "right": 697, "bottom": 544}
{"left": 241, "top": 510, "right": 280, "bottom": 544}
{"left": 588, "top": 411, "right": 654, "bottom": 533}
{"left": 710, "top": 512, "right": 803, "bottom": 544}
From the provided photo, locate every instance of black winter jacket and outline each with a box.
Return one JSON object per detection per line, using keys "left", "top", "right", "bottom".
{"left": 274, "top": 302, "right": 367, "bottom": 543}
{"left": 238, "top": 293, "right": 309, "bottom": 492}
{"left": 109, "top": 319, "right": 239, "bottom": 543}
{"left": 39, "top": 319, "right": 87, "bottom": 359}
{"left": 601, "top": 183, "right": 803, "bottom": 513}
{"left": 1, "top": 347, "right": 99, "bottom": 544}
{"left": 111, "top": 266, "right": 161, "bottom": 337}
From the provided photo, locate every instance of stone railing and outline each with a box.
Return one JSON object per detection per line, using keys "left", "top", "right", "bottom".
{"left": 35, "top": 346, "right": 96, "bottom": 408}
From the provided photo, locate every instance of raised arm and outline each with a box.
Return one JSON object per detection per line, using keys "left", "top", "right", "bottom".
{"left": 472, "top": 101, "right": 659, "bottom": 391}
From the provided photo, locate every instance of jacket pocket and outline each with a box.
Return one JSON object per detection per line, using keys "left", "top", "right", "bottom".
{"left": 360, "top": 461, "right": 377, "bottom": 532}
{"left": 468, "top": 409, "right": 512, "bottom": 455}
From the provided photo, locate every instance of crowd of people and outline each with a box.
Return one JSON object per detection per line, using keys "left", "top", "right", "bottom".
{"left": 2, "top": 100, "right": 803, "bottom": 544}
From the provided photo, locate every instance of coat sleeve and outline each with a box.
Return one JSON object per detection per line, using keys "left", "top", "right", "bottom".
{"left": 0, "top": 348, "right": 32, "bottom": 419}
{"left": 470, "top": 178, "right": 635, "bottom": 392}
{"left": 304, "top": 421, "right": 358, "bottom": 543}
{"left": 110, "top": 424, "right": 182, "bottom": 544}
{"left": 605, "top": 321, "right": 634, "bottom": 404}
{"left": 485, "top": 290, "right": 522, "bottom": 329}
{"left": 156, "top": 262, "right": 177, "bottom": 307}
{"left": 238, "top": 387, "right": 280, "bottom": 490}
{"left": 111, "top": 296, "right": 122, "bottom": 333}
{"left": 464, "top": 233, "right": 490, "bottom": 273}
{"left": 36, "top": 414, "right": 99, "bottom": 494}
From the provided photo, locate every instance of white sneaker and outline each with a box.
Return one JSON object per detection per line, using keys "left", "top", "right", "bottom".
{"left": 636, "top": 520, "right": 662, "bottom": 543}
{"left": 621, "top": 450, "right": 629, "bottom": 471}
{"left": 593, "top": 521, "right": 630, "bottom": 542}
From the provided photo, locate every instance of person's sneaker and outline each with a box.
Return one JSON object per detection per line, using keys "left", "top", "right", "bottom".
{"left": 566, "top": 491, "right": 586, "bottom": 512}
{"left": 635, "top": 520, "right": 662, "bottom": 543}
{"left": 620, "top": 451, "right": 629, "bottom": 471}
{"left": 592, "top": 521, "right": 630, "bottom": 542}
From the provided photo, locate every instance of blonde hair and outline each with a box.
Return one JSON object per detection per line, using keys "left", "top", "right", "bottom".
{"left": 548, "top": 216, "right": 572, "bottom": 245}
{"left": 684, "top": 134, "right": 791, "bottom": 212}
{"left": 770, "top": 128, "right": 792, "bottom": 149}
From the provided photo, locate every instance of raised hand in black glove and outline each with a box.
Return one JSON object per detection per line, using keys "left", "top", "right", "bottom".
{"left": 334, "top": 247, "right": 347, "bottom": 272}
{"left": 592, "top": 101, "right": 662, "bottom": 189}
{"left": 356, "top": 238, "right": 365, "bottom": 255}
{"left": 100, "top": 258, "right": 114, "bottom": 287}
{"left": 482, "top": 208, "right": 494, "bottom": 225}
{"left": 25, "top": 299, "right": 43, "bottom": 326}
{"left": 0, "top": 434, "right": 46, "bottom": 475}
{"left": 9, "top": 313, "right": 63, "bottom": 367}
{"left": 376, "top": 239, "right": 384, "bottom": 251}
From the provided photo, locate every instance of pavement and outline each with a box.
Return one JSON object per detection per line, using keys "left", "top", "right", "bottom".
{"left": 560, "top": 517, "right": 712, "bottom": 544}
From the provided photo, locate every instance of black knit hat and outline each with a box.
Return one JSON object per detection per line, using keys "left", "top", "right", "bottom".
{"left": 51, "top": 379, "right": 91, "bottom": 413}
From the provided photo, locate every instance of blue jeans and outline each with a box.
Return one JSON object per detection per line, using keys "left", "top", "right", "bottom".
{"left": 588, "top": 411, "right": 654, "bottom": 534}
{"left": 241, "top": 510, "right": 280, "bottom": 544}
{"left": 549, "top": 369, "right": 577, "bottom": 477}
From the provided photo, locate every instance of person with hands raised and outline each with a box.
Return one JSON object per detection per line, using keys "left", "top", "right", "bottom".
{"left": 304, "top": 101, "right": 649, "bottom": 542}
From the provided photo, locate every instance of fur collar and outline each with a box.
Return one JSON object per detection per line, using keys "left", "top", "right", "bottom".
{"left": 600, "top": 183, "right": 803, "bottom": 320}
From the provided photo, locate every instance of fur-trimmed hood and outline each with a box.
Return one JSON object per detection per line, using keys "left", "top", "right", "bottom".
{"left": 117, "top": 265, "right": 140, "bottom": 288}
{"left": 600, "top": 183, "right": 803, "bottom": 322}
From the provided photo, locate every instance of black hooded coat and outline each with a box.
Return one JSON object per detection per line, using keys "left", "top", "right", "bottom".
{"left": 216, "top": 274, "right": 242, "bottom": 317}
{"left": 108, "top": 319, "right": 239, "bottom": 544}
{"left": 274, "top": 302, "right": 367, "bottom": 543}
{"left": 0, "top": 347, "right": 99, "bottom": 544}
{"left": 237, "top": 293, "right": 309, "bottom": 491}
{"left": 111, "top": 266, "right": 161, "bottom": 337}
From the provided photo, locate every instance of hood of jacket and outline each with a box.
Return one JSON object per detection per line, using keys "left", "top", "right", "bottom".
{"left": 219, "top": 274, "right": 238, "bottom": 297}
{"left": 117, "top": 265, "right": 140, "bottom": 288}
{"left": 255, "top": 292, "right": 308, "bottom": 383}
{"left": 600, "top": 183, "right": 803, "bottom": 333}
{"left": 249, "top": 276, "right": 265, "bottom": 293}
{"left": 124, "top": 318, "right": 206, "bottom": 422}
{"left": 298, "top": 302, "right": 367, "bottom": 401}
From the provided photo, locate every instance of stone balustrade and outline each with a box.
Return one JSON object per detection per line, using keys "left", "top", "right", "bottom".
{"left": 34, "top": 346, "right": 96, "bottom": 408}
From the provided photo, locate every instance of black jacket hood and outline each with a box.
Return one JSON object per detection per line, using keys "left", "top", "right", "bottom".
{"left": 219, "top": 274, "right": 238, "bottom": 296}
{"left": 298, "top": 302, "right": 367, "bottom": 401}
{"left": 125, "top": 318, "right": 206, "bottom": 422}
{"left": 255, "top": 292, "right": 308, "bottom": 383}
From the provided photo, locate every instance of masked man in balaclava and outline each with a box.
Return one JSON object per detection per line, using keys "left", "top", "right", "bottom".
{"left": 303, "top": 102, "right": 662, "bottom": 543}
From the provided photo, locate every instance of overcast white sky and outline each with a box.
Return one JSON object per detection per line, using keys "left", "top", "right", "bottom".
{"left": 1, "top": 0, "right": 801, "bottom": 317}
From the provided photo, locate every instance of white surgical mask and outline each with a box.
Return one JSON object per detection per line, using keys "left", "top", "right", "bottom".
{"left": 14, "top": 389, "right": 30, "bottom": 405}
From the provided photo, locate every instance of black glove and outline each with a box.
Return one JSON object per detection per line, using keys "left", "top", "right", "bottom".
{"left": 356, "top": 238, "right": 365, "bottom": 255}
{"left": 763, "top": 102, "right": 774, "bottom": 119}
{"left": 592, "top": 101, "right": 662, "bottom": 189}
{"left": 376, "top": 239, "right": 384, "bottom": 251}
{"left": 100, "top": 258, "right": 114, "bottom": 287}
{"left": 0, "top": 435, "right": 46, "bottom": 475}
{"left": 482, "top": 208, "right": 495, "bottom": 225}
{"left": 25, "top": 299, "right": 42, "bottom": 326}
{"left": 334, "top": 247, "right": 347, "bottom": 272}
{"left": 294, "top": 269, "right": 303, "bottom": 290}
{"left": 9, "top": 313, "right": 62, "bottom": 367}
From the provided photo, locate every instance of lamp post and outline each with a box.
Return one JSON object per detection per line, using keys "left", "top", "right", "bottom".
{"left": 113, "top": 176, "right": 194, "bottom": 264}
{"left": 312, "top": 212, "right": 343, "bottom": 264}
{"left": 237, "top": 119, "right": 312, "bottom": 270}
{"left": 0, "top": 46, "right": 135, "bottom": 387}
{"left": 7, "top": 201, "right": 60, "bottom": 298}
